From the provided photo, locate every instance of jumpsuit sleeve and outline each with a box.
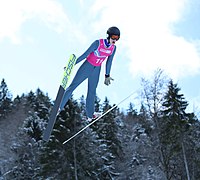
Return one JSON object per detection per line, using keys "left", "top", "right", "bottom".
{"left": 75, "top": 40, "right": 99, "bottom": 64}
{"left": 105, "top": 46, "right": 116, "bottom": 75}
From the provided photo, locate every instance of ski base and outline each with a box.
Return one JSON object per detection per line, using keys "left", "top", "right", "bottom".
{"left": 62, "top": 91, "right": 136, "bottom": 144}
{"left": 43, "top": 86, "right": 65, "bottom": 141}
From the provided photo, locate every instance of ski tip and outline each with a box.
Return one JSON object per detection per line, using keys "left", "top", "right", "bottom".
{"left": 42, "top": 136, "right": 49, "bottom": 142}
{"left": 71, "top": 54, "right": 76, "bottom": 59}
{"left": 42, "top": 132, "right": 50, "bottom": 142}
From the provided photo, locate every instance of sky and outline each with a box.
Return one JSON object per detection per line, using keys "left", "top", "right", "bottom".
{"left": 0, "top": 0, "right": 200, "bottom": 116}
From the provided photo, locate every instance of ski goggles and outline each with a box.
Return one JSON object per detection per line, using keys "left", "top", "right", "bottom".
{"left": 110, "top": 35, "right": 120, "bottom": 41}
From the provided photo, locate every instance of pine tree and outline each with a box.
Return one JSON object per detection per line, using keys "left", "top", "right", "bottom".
{"left": 137, "top": 103, "right": 153, "bottom": 136}
{"left": 23, "top": 89, "right": 51, "bottom": 141}
{"left": 94, "top": 95, "right": 101, "bottom": 113}
{"left": 39, "top": 97, "right": 102, "bottom": 179}
{"left": 8, "top": 89, "right": 51, "bottom": 179}
{"left": 10, "top": 134, "right": 42, "bottom": 179}
{"left": 34, "top": 88, "right": 52, "bottom": 120}
{"left": 91, "top": 97, "right": 123, "bottom": 179}
{"left": 0, "top": 79, "right": 12, "bottom": 119}
{"left": 160, "top": 80, "right": 192, "bottom": 179}
{"left": 39, "top": 98, "right": 76, "bottom": 178}
{"left": 185, "top": 117, "right": 200, "bottom": 179}
{"left": 127, "top": 102, "right": 137, "bottom": 118}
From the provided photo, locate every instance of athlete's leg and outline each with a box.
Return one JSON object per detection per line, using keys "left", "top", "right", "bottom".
{"left": 59, "top": 61, "right": 93, "bottom": 110}
{"left": 86, "top": 66, "right": 101, "bottom": 118}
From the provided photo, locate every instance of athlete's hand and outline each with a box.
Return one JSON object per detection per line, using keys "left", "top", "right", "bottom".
{"left": 104, "top": 76, "right": 114, "bottom": 86}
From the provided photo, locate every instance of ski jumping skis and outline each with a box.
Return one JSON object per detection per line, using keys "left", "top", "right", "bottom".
{"left": 62, "top": 91, "right": 135, "bottom": 144}
{"left": 43, "top": 54, "right": 76, "bottom": 142}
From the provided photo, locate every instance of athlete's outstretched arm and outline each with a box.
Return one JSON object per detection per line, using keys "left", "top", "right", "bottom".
{"left": 76, "top": 40, "right": 99, "bottom": 64}
{"left": 105, "top": 46, "right": 116, "bottom": 76}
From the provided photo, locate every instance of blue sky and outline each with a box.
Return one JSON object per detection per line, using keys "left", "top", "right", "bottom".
{"left": 0, "top": 0, "right": 200, "bottom": 116}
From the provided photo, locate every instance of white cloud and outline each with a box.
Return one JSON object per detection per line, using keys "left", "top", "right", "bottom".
{"left": 128, "top": 33, "right": 200, "bottom": 79}
{"left": 0, "top": 0, "right": 69, "bottom": 44}
{"left": 1, "top": 0, "right": 198, "bottom": 79}
{"left": 90, "top": 0, "right": 200, "bottom": 79}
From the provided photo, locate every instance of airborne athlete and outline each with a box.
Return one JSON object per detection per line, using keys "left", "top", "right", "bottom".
{"left": 59, "top": 26, "right": 120, "bottom": 121}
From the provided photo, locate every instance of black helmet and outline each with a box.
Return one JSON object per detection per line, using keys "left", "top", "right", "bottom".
{"left": 107, "top": 26, "right": 120, "bottom": 37}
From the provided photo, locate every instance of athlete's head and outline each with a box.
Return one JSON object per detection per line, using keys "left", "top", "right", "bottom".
{"left": 107, "top": 26, "right": 120, "bottom": 44}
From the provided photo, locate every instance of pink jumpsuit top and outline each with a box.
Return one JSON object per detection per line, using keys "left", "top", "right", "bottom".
{"left": 87, "top": 39, "right": 115, "bottom": 66}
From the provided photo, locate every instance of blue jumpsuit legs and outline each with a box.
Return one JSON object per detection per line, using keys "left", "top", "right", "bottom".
{"left": 59, "top": 60, "right": 101, "bottom": 118}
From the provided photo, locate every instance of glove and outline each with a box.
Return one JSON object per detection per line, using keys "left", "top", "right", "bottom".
{"left": 104, "top": 75, "right": 114, "bottom": 86}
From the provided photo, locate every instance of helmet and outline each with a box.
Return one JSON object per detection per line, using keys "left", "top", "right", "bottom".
{"left": 107, "top": 26, "right": 120, "bottom": 37}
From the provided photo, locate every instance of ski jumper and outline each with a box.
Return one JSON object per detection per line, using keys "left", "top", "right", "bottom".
{"left": 59, "top": 39, "right": 116, "bottom": 118}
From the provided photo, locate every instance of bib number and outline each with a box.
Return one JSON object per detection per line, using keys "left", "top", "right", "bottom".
{"left": 96, "top": 59, "right": 104, "bottom": 64}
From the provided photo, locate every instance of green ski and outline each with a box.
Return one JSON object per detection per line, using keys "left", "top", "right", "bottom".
{"left": 43, "top": 54, "right": 76, "bottom": 142}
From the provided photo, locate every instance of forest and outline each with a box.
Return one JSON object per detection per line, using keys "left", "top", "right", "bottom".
{"left": 0, "top": 69, "right": 200, "bottom": 180}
